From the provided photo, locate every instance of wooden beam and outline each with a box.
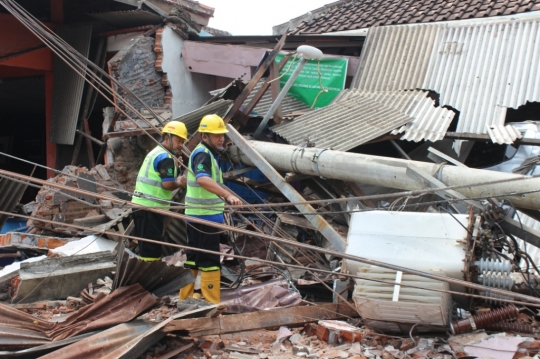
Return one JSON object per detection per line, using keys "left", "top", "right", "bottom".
{"left": 83, "top": 119, "right": 96, "bottom": 168}
{"left": 445, "top": 132, "right": 540, "bottom": 146}
{"left": 242, "top": 54, "right": 291, "bottom": 117}
{"left": 223, "top": 33, "right": 288, "bottom": 124}
{"left": 163, "top": 303, "right": 358, "bottom": 336}
{"left": 71, "top": 122, "right": 84, "bottom": 166}
{"left": 75, "top": 129, "right": 105, "bottom": 146}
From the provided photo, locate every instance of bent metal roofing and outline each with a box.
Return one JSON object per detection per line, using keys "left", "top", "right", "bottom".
{"left": 289, "top": 0, "right": 540, "bottom": 35}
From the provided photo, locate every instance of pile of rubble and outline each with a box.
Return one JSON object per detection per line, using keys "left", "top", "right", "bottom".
{"left": 2, "top": 1, "right": 540, "bottom": 358}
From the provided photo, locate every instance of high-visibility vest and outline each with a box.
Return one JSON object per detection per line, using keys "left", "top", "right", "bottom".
{"left": 131, "top": 146, "right": 176, "bottom": 208}
{"left": 185, "top": 143, "right": 224, "bottom": 216}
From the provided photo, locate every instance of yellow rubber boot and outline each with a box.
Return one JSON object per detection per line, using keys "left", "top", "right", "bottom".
{"left": 179, "top": 269, "right": 198, "bottom": 300}
{"left": 200, "top": 270, "right": 221, "bottom": 304}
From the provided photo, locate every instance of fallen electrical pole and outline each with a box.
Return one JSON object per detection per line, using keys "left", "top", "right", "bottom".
{"left": 228, "top": 141, "right": 540, "bottom": 211}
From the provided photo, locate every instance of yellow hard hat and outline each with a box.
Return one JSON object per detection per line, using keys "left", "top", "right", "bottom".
{"left": 162, "top": 121, "right": 188, "bottom": 141}
{"left": 198, "top": 114, "right": 228, "bottom": 134}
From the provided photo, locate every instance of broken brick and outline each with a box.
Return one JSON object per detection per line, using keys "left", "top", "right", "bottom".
{"left": 400, "top": 338, "right": 416, "bottom": 351}
{"left": 304, "top": 323, "right": 318, "bottom": 337}
{"left": 199, "top": 339, "right": 224, "bottom": 351}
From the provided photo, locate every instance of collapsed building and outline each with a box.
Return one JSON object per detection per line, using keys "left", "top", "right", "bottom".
{"left": 1, "top": 0, "right": 540, "bottom": 358}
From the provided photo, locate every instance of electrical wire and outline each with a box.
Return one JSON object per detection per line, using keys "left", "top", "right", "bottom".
{"left": 3, "top": 146, "right": 540, "bottom": 213}
{"left": 4, "top": 210, "right": 540, "bottom": 308}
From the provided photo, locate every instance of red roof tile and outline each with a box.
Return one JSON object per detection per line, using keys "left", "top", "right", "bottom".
{"left": 289, "top": 0, "right": 540, "bottom": 35}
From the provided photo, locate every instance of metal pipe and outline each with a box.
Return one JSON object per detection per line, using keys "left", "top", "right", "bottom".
{"left": 228, "top": 141, "right": 540, "bottom": 210}
{"left": 3, "top": 169, "right": 540, "bottom": 305}
{"left": 253, "top": 58, "right": 308, "bottom": 139}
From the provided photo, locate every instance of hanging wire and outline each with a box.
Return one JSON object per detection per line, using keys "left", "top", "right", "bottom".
{"left": 3, "top": 209, "right": 540, "bottom": 308}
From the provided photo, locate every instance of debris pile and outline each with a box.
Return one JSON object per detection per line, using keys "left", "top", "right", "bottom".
{"left": 1, "top": 0, "right": 540, "bottom": 358}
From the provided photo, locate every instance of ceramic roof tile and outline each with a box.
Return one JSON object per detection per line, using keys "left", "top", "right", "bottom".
{"left": 289, "top": 0, "right": 540, "bottom": 34}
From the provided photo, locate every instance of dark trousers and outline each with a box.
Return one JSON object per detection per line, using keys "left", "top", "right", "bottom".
{"left": 185, "top": 221, "right": 221, "bottom": 270}
{"left": 132, "top": 209, "right": 164, "bottom": 258}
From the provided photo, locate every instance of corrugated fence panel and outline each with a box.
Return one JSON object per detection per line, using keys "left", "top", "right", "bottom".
{"left": 353, "top": 19, "right": 540, "bottom": 139}
{"left": 50, "top": 25, "right": 92, "bottom": 145}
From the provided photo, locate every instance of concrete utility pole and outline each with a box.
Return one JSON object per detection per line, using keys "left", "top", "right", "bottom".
{"left": 228, "top": 141, "right": 540, "bottom": 211}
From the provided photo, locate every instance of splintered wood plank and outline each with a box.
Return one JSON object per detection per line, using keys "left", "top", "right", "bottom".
{"left": 163, "top": 303, "right": 359, "bottom": 336}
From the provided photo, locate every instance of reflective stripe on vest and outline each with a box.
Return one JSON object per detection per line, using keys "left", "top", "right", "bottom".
{"left": 185, "top": 143, "right": 224, "bottom": 216}
{"left": 131, "top": 146, "right": 176, "bottom": 208}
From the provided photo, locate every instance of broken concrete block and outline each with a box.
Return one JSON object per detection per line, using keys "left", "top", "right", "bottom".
{"left": 0, "top": 255, "right": 46, "bottom": 289}
{"left": 275, "top": 326, "right": 292, "bottom": 342}
{"left": 12, "top": 251, "right": 115, "bottom": 303}
{"left": 48, "top": 235, "right": 116, "bottom": 257}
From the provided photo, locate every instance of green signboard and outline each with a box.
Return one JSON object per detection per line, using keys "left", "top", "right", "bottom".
{"left": 275, "top": 54, "right": 348, "bottom": 109}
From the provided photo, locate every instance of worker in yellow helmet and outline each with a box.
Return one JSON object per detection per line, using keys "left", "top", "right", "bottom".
{"left": 179, "top": 114, "right": 241, "bottom": 303}
{"left": 131, "top": 120, "right": 188, "bottom": 261}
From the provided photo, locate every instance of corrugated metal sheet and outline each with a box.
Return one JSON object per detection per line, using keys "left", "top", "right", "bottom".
{"left": 172, "top": 99, "right": 233, "bottom": 136}
{"left": 0, "top": 177, "right": 28, "bottom": 230}
{"left": 351, "top": 24, "right": 442, "bottom": 91}
{"left": 0, "top": 332, "right": 96, "bottom": 358}
{"left": 0, "top": 284, "right": 156, "bottom": 351}
{"left": 37, "top": 321, "right": 163, "bottom": 359}
{"left": 352, "top": 20, "right": 540, "bottom": 141}
{"left": 340, "top": 89, "right": 456, "bottom": 142}
{"left": 486, "top": 124, "right": 523, "bottom": 144}
{"left": 50, "top": 26, "right": 92, "bottom": 145}
{"left": 271, "top": 95, "right": 412, "bottom": 152}
{"left": 89, "top": 10, "right": 163, "bottom": 28}
{"left": 112, "top": 244, "right": 192, "bottom": 295}
{"left": 271, "top": 89, "right": 453, "bottom": 150}
{"left": 246, "top": 79, "right": 312, "bottom": 116}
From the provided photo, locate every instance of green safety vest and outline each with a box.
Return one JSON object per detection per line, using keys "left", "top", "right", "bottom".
{"left": 185, "top": 143, "right": 224, "bottom": 216}
{"left": 132, "top": 146, "right": 177, "bottom": 208}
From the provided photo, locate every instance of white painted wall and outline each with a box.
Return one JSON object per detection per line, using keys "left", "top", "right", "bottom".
{"left": 161, "top": 26, "right": 215, "bottom": 118}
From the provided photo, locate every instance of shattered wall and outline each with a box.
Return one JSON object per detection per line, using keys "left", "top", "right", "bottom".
{"left": 108, "top": 36, "right": 165, "bottom": 118}
{"left": 30, "top": 165, "right": 129, "bottom": 232}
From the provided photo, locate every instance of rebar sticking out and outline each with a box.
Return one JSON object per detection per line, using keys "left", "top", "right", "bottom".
{"left": 451, "top": 305, "right": 519, "bottom": 334}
